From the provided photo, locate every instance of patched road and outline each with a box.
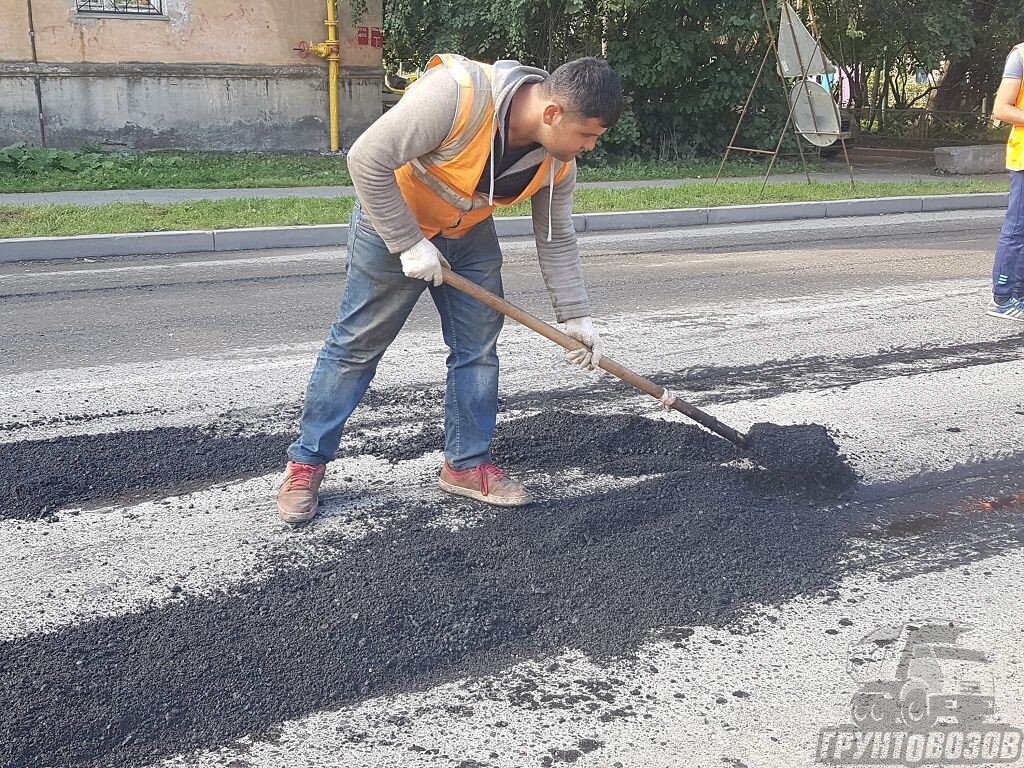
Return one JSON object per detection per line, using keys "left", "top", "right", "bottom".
{"left": 3, "top": 214, "right": 1023, "bottom": 768}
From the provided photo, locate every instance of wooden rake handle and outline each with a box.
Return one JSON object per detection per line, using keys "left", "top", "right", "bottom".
{"left": 440, "top": 267, "right": 748, "bottom": 448}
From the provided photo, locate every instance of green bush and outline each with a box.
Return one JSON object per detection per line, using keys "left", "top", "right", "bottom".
{"left": 0, "top": 144, "right": 116, "bottom": 174}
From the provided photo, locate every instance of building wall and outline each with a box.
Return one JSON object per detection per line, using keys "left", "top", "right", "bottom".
{"left": 0, "top": 1, "right": 34, "bottom": 60}
{"left": 0, "top": 76, "right": 43, "bottom": 146}
{"left": 0, "top": 0, "right": 383, "bottom": 151}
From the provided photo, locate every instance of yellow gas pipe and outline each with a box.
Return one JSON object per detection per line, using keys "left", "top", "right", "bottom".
{"left": 295, "top": 0, "right": 341, "bottom": 152}
{"left": 325, "top": 0, "right": 340, "bottom": 152}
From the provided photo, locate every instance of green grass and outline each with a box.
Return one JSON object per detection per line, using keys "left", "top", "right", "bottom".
{"left": 0, "top": 152, "right": 354, "bottom": 194}
{"left": 0, "top": 179, "right": 1007, "bottom": 239}
{"left": 0, "top": 198, "right": 357, "bottom": 238}
{"left": 0, "top": 149, "right": 821, "bottom": 194}
{"left": 498, "top": 179, "right": 1008, "bottom": 217}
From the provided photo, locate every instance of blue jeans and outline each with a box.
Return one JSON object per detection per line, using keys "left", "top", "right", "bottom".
{"left": 287, "top": 203, "right": 505, "bottom": 470}
{"left": 992, "top": 170, "right": 1024, "bottom": 300}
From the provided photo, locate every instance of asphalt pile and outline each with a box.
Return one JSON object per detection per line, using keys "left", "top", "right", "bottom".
{"left": 0, "top": 426, "right": 293, "bottom": 521}
{"left": 1, "top": 410, "right": 859, "bottom": 768}
{"left": 744, "top": 422, "right": 854, "bottom": 486}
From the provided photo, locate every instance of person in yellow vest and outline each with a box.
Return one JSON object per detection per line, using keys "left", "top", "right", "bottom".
{"left": 987, "top": 43, "right": 1024, "bottom": 320}
{"left": 277, "top": 55, "right": 624, "bottom": 523}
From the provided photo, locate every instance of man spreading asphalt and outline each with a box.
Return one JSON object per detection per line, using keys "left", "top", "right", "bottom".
{"left": 277, "top": 54, "right": 624, "bottom": 523}
{"left": 987, "top": 41, "right": 1024, "bottom": 320}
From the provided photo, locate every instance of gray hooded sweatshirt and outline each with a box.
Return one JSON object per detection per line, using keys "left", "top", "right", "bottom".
{"left": 345, "top": 59, "right": 591, "bottom": 322}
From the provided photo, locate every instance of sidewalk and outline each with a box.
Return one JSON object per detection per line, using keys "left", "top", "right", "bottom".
{"left": 0, "top": 161, "right": 1011, "bottom": 263}
{"left": 0, "top": 192, "right": 1009, "bottom": 263}
{"left": 0, "top": 169, "right": 1008, "bottom": 208}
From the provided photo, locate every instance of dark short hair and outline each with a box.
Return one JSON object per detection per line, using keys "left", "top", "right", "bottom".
{"left": 542, "top": 57, "right": 624, "bottom": 128}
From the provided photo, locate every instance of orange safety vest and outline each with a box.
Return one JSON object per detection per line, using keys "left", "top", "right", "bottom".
{"left": 394, "top": 54, "right": 573, "bottom": 239}
{"left": 1008, "top": 44, "right": 1024, "bottom": 171}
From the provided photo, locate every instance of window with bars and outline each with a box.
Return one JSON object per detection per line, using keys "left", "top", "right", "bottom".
{"left": 76, "top": 0, "right": 165, "bottom": 16}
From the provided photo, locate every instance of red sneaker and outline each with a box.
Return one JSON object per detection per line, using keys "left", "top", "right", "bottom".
{"left": 276, "top": 461, "right": 326, "bottom": 524}
{"left": 438, "top": 462, "right": 531, "bottom": 507}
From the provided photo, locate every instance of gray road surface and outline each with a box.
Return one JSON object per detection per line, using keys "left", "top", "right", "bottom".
{"left": 2, "top": 214, "right": 1023, "bottom": 768}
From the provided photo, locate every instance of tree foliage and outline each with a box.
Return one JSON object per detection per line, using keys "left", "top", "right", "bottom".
{"left": 383, "top": 0, "right": 1024, "bottom": 157}
{"left": 815, "top": 0, "right": 1022, "bottom": 110}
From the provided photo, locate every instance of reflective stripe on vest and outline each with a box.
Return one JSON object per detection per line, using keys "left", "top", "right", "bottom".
{"left": 394, "top": 53, "right": 573, "bottom": 240}
{"left": 1008, "top": 44, "right": 1024, "bottom": 171}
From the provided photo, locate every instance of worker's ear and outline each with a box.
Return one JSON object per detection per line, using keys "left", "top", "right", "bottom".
{"left": 542, "top": 103, "right": 562, "bottom": 126}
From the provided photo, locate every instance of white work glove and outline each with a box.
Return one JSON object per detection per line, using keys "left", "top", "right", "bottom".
{"left": 562, "top": 316, "right": 603, "bottom": 370}
{"left": 400, "top": 238, "right": 448, "bottom": 287}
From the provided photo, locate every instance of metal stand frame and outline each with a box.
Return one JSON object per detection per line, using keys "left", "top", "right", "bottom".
{"left": 715, "top": 0, "right": 855, "bottom": 193}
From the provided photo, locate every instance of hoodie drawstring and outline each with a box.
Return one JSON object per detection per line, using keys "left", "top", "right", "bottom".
{"left": 547, "top": 161, "right": 554, "bottom": 242}
{"left": 488, "top": 114, "right": 496, "bottom": 206}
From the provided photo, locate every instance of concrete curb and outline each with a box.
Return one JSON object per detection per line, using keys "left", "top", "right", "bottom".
{"left": 0, "top": 230, "right": 216, "bottom": 261}
{"left": 707, "top": 201, "right": 827, "bottom": 225}
{"left": 212, "top": 224, "right": 349, "bottom": 252}
{"left": 920, "top": 192, "right": 1010, "bottom": 212}
{"left": 0, "top": 192, "right": 1010, "bottom": 263}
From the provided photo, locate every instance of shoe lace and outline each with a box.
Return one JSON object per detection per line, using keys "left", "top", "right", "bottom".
{"left": 287, "top": 463, "right": 319, "bottom": 490}
{"left": 477, "top": 463, "right": 510, "bottom": 495}
{"left": 480, "top": 463, "right": 510, "bottom": 481}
